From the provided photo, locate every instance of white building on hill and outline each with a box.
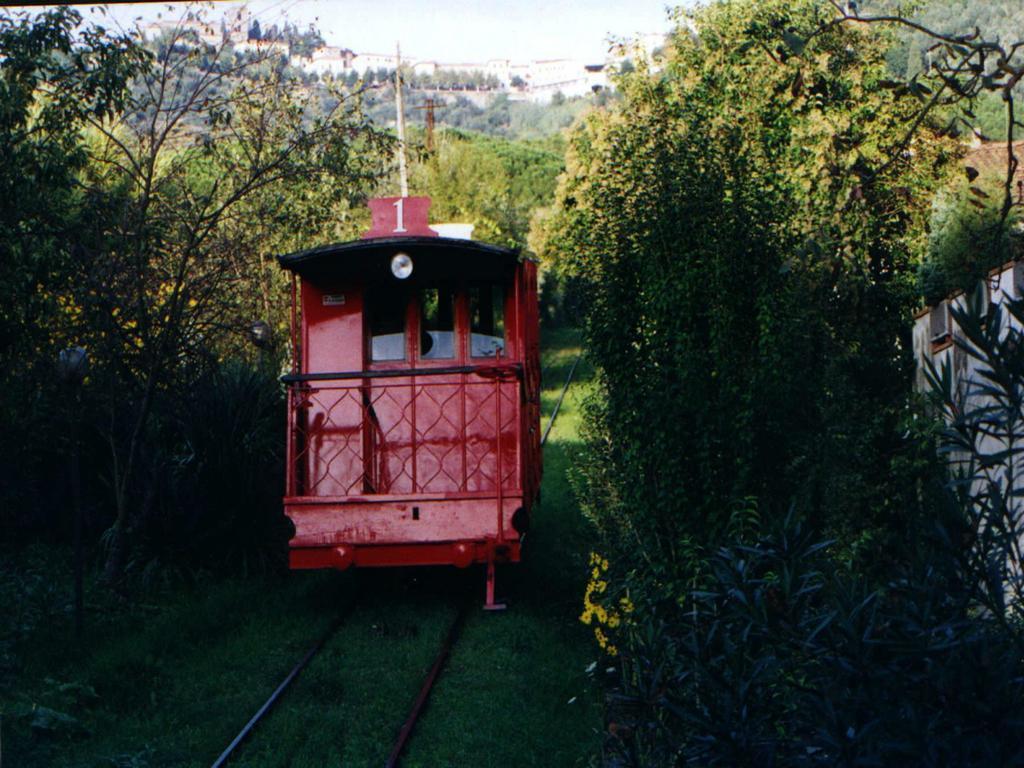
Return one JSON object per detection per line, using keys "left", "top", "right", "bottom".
{"left": 141, "top": 15, "right": 222, "bottom": 47}
{"left": 523, "top": 58, "right": 602, "bottom": 102}
{"left": 352, "top": 52, "right": 396, "bottom": 72}
{"left": 278, "top": 37, "right": 610, "bottom": 101}
{"left": 290, "top": 45, "right": 354, "bottom": 74}
{"left": 609, "top": 31, "right": 668, "bottom": 66}
{"left": 140, "top": 6, "right": 618, "bottom": 101}
{"left": 223, "top": 6, "right": 251, "bottom": 44}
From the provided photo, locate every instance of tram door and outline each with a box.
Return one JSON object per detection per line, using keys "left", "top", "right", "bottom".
{"left": 365, "top": 283, "right": 462, "bottom": 496}
{"left": 364, "top": 282, "right": 514, "bottom": 498}
{"left": 300, "top": 281, "right": 366, "bottom": 497}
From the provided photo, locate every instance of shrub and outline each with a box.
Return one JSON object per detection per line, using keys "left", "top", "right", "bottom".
{"left": 537, "top": 1, "right": 1024, "bottom": 763}
{"left": 604, "top": 511, "right": 1024, "bottom": 766}
{"left": 919, "top": 177, "right": 1022, "bottom": 303}
{"left": 117, "top": 359, "right": 291, "bottom": 579}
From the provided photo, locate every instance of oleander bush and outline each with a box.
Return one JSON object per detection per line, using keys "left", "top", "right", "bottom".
{"left": 604, "top": 510, "right": 1024, "bottom": 766}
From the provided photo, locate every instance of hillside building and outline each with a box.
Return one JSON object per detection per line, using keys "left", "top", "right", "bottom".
{"left": 289, "top": 45, "right": 355, "bottom": 75}
{"left": 141, "top": 14, "right": 223, "bottom": 47}
{"left": 352, "top": 52, "right": 396, "bottom": 72}
{"left": 139, "top": 6, "right": 623, "bottom": 102}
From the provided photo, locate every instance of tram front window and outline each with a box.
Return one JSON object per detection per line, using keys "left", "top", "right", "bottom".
{"left": 369, "top": 285, "right": 407, "bottom": 361}
{"left": 470, "top": 284, "right": 506, "bottom": 357}
{"left": 419, "top": 286, "right": 456, "bottom": 360}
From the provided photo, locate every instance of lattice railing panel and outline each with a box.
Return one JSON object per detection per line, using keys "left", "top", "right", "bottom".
{"left": 288, "top": 375, "right": 520, "bottom": 497}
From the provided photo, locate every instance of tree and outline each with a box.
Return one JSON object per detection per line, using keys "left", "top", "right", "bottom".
{"left": 920, "top": 174, "right": 1021, "bottom": 302}
{"left": 539, "top": 0, "right": 1024, "bottom": 761}
{"left": 0, "top": 8, "right": 148, "bottom": 532}
{"left": 0, "top": 8, "right": 146, "bottom": 370}
{"left": 407, "top": 128, "right": 562, "bottom": 248}
{"left": 70, "top": 16, "right": 389, "bottom": 582}
{"left": 546, "top": 0, "right": 956, "bottom": 571}
{"left": 825, "top": 0, "right": 1024, "bottom": 296}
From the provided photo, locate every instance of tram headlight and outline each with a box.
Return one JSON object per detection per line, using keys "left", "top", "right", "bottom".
{"left": 391, "top": 252, "right": 413, "bottom": 279}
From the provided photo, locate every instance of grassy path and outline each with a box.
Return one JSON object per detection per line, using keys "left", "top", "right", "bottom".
{"left": 0, "top": 327, "right": 601, "bottom": 766}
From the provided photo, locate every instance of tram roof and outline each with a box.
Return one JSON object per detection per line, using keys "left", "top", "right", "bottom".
{"left": 277, "top": 236, "right": 521, "bottom": 282}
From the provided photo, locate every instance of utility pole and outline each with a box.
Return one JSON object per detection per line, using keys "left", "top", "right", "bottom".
{"left": 57, "top": 345, "right": 88, "bottom": 639}
{"left": 395, "top": 42, "right": 409, "bottom": 197}
{"left": 413, "top": 97, "right": 436, "bottom": 152}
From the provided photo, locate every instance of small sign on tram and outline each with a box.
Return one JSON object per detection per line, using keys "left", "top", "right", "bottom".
{"left": 363, "top": 196, "right": 437, "bottom": 239}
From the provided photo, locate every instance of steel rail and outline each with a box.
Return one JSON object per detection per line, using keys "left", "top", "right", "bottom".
{"left": 385, "top": 600, "right": 470, "bottom": 768}
{"left": 541, "top": 354, "right": 581, "bottom": 447}
{"left": 210, "top": 600, "right": 356, "bottom": 768}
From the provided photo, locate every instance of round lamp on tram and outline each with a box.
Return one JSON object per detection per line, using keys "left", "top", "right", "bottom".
{"left": 391, "top": 252, "right": 413, "bottom": 279}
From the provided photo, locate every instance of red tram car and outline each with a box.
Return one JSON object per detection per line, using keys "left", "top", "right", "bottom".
{"left": 277, "top": 197, "right": 541, "bottom": 607}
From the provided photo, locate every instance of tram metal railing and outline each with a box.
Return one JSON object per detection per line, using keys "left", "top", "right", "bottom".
{"left": 283, "top": 364, "right": 522, "bottom": 499}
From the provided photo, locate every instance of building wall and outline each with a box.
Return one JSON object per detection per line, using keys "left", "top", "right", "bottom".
{"left": 141, "top": 18, "right": 222, "bottom": 47}
{"left": 914, "top": 262, "right": 1024, "bottom": 481}
{"left": 913, "top": 264, "right": 1023, "bottom": 391}
{"left": 224, "top": 7, "right": 250, "bottom": 44}
{"left": 353, "top": 52, "right": 395, "bottom": 71}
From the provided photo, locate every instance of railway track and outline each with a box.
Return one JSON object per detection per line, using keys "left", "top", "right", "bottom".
{"left": 210, "top": 597, "right": 359, "bottom": 768}
{"left": 385, "top": 596, "right": 471, "bottom": 768}
{"left": 209, "top": 353, "right": 581, "bottom": 767}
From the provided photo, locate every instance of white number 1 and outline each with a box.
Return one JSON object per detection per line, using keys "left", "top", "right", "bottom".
{"left": 393, "top": 198, "right": 407, "bottom": 233}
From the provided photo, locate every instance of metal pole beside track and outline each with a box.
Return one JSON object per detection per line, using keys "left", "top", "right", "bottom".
{"left": 541, "top": 354, "right": 581, "bottom": 447}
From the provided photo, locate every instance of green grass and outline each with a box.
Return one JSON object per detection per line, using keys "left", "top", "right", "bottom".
{"left": 0, "top": 326, "right": 601, "bottom": 767}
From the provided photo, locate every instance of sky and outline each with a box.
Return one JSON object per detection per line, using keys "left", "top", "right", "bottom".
{"left": 67, "top": 0, "right": 678, "bottom": 63}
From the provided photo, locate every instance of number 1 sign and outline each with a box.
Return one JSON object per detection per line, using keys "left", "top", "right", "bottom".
{"left": 363, "top": 196, "right": 437, "bottom": 239}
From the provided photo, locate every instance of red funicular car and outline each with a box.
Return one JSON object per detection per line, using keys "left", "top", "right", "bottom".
{"left": 277, "top": 197, "right": 541, "bottom": 607}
